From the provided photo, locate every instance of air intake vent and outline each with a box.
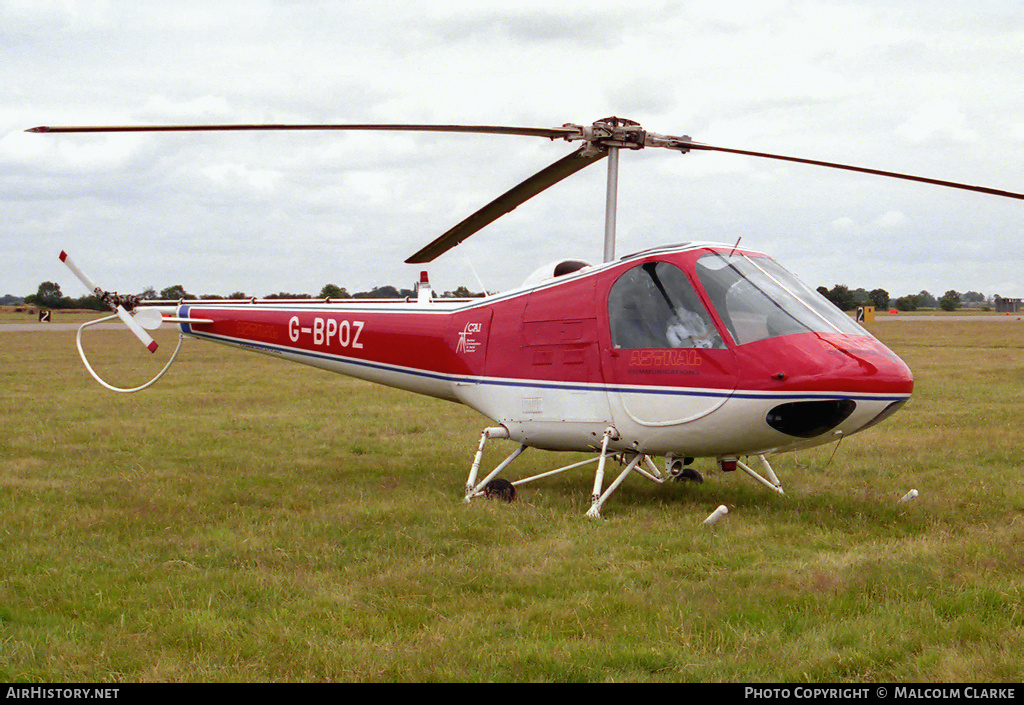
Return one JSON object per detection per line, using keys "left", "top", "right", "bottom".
{"left": 766, "top": 400, "right": 856, "bottom": 438}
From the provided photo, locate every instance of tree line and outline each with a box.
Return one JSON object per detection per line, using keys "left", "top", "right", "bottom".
{"left": 815, "top": 284, "right": 988, "bottom": 312}
{"left": 18, "top": 281, "right": 485, "bottom": 310}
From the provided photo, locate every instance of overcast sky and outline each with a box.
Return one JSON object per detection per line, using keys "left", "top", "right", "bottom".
{"left": 3, "top": 0, "right": 1022, "bottom": 301}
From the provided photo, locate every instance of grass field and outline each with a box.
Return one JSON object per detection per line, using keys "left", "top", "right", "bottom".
{"left": 1, "top": 319, "right": 1022, "bottom": 682}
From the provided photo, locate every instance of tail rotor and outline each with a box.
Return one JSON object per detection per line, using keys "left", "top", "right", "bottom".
{"left": 58, "top": 250, "right": 188, "bottom": 393}
{"left": 59, "top": 250, "right": 159, "bottom": 353}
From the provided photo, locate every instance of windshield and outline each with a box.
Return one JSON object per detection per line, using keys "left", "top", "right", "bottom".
{"left": 695, "top": 252, "right": 867, "bottom": 345}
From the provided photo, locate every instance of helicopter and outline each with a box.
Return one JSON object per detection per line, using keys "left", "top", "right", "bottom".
{"left": 31, "top": 117, "right": 1024, "bottom": 517}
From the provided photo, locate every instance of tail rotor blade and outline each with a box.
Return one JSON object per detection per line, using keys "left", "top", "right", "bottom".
{"left": 114, "top": 305, "right": 159, "bottom": 353}
{"left": 59, "top": 250, "right": 103, "bottom": 297}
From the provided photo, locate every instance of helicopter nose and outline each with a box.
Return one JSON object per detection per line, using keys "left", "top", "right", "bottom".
{"left": 739, "top": 333, "right": 914, "bottom": 394}
{"left": 734, "top": 332, "right": 914, "bottom": 443}
{"left": 798, "top": 335, "right": 913, "bottom": 438}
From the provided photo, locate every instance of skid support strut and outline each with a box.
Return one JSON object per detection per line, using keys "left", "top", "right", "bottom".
{"left": 586, "top": 452, "right": 645, "bottom": 519}
{"left": 736, "top": 454, "right": 785, "bottom": 494}
{"left": 464, "top": 425, "right": 668, "bottom": 517}
{"left": 464, "top": 426, "right": 512, "bottom": 502}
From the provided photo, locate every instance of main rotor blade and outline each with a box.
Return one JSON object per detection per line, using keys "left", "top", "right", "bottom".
{"left": 405, "top": 145, "right": 607, "bottom": 264}
{"left": 27, "top": 123, "right": 575, "bottom": 139}
{"left": 680, "top": 140, "right": 1024, "bottom": 201}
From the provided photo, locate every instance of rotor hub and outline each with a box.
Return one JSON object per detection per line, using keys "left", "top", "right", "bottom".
{"left": 561, "top": 117, "right": 694, "bottom": 155}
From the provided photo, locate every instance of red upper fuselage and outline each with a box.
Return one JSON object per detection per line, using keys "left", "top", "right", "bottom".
{"left": 171, "top": 243, "right": 913, "bottom": 457}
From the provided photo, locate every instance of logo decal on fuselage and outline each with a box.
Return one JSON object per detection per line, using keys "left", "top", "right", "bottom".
{"left": 457, "top": 321, "right": 483, "bottom": 354}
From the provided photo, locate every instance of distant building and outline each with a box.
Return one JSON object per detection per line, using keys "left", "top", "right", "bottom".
{"left": 994, "top": 295, "right": 1022, "bottom": 313}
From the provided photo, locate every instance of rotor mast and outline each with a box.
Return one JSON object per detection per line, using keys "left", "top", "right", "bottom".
{"left": 604, "top": 147, "right": 619, "bottom": 263}
{"left": 560, "top": 117, "right": 688, "bottom": 263}
{"left": 564, "top": 120, "right": 640, "bottom": 263}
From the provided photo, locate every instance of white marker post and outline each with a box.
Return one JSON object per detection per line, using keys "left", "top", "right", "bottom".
{"left": 703, "top": 505, "right": 729, "bottom": 526}
{"left": 898, "top": 489, "right": 919, "bottom": 504}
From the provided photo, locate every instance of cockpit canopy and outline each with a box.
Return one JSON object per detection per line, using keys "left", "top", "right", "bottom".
{"left": 608, "top": 251, "right": 866, "bottom": 349}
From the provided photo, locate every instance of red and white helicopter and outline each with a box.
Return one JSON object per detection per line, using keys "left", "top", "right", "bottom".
{"left": 32, "top": 117, "right": 1024, "bottom": 517}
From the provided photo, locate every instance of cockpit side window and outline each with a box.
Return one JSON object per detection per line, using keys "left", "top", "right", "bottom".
{"left": 608, "top": 261, "right": 726, "bottom": 349}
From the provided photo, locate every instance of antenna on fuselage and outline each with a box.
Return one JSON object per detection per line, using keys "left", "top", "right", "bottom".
{"left": 464, "top": 257, "right": 491, "bottom": 297}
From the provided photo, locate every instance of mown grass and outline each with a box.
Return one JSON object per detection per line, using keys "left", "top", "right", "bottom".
{"left": 1, "top": 320, "right": 1022, "bottom": 682}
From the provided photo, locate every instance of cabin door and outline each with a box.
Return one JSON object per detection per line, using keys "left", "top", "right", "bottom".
{"left": 601, "top": 260, "right": 739, "bottom": 426}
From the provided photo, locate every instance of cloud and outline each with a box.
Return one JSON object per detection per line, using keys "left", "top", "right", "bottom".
{"left": 2, "top": 1, "right": 1022, "bottom": 301}
{"left": 895, "top": 101, "right": 979, "bottom": 144}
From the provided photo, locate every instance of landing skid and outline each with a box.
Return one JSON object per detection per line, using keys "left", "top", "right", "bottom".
{"left": 463, "top": 427, "right": 785, "bottom": 517}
